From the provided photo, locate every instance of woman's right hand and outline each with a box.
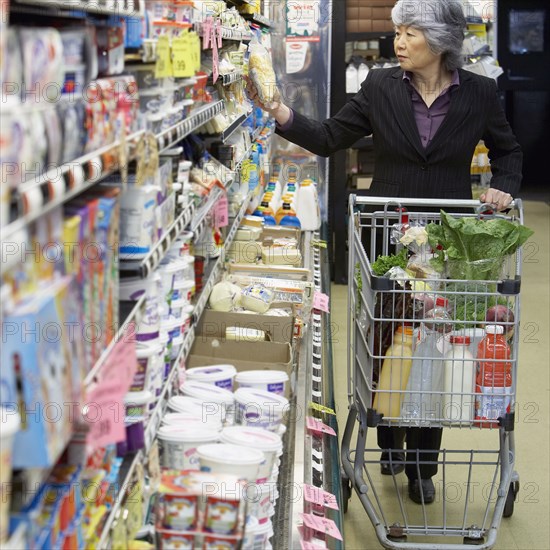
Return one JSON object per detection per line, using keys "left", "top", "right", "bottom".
{"left": 245, "top": 75, "right": 292, "bottom": 127}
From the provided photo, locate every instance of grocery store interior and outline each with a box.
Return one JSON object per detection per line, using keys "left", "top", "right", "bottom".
{"left": 0, "top": 0, "right": 549, "bottom": 549}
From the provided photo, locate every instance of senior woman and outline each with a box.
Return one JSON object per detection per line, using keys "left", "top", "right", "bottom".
{"left": 246, "top": 0, "right": 522, "bottom": 504}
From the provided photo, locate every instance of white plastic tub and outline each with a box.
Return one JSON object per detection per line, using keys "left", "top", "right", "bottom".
{"left": 196, "top": 443, "right": 264, "bottom": 483}
{"left": 234, "top": 370, "right": 289, "bottom": 396}
{"left": 132, "top": 340, "right": 164, "bottom": 396}
{"left": 124, "top": 390, "right": 153, "bottom": 420}
{"left": 186, "top": 364, "right": 237, "bottom": 391}
{"left": 220, "top": 426, "right": 282, "bottom": 483}
{"left": 244, "top": 482, "right": 277, "bottom": 524}
{"left": 233, "top": 388, "right": 289, "bottom": 432}
{"left": 180, "top": 381, "right": 235, "bottom": 423}
{"left": 162, "top": 412, "right": 223, "bottom": 432}
{"left": 158, "top": 425, "right": 220, "bottom": 469}
{"left": 243, "top": 516, "right": 272, "bottom": 550}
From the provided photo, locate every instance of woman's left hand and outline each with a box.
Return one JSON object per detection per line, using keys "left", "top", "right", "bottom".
{"left": 479, "top": 188, "right": 514, "bottom": 211}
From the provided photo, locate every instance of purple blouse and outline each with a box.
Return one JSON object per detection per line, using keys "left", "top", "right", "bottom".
{"left": 403, "top": 69, "right": 460, "bottom": 148}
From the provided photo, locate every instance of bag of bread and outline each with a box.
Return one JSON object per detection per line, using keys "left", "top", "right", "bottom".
{"left": 248, "top": 40, "right": 279, "bottom": 107}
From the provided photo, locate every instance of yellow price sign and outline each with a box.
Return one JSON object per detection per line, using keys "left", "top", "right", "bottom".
{"left": 155, "top": 35, "right": 173, "bottom": 78}
{"left": 309, "top": 402, "right": 336, "bottom": 415}
{"left": 172, "top": 35, "right": 194, "bottom": 78}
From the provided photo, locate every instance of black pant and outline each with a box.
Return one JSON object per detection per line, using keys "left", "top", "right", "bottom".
{"left": 377, "top": 426, "right": 443, "bottom": 480}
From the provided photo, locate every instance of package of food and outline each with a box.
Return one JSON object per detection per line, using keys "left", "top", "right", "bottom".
{"left": 248, "top": 40, "right": 278, "bottom": 107}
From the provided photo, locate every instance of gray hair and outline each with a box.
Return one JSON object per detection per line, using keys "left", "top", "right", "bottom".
{"left": 391, "top": 0, "right": 467, "bottom": 71}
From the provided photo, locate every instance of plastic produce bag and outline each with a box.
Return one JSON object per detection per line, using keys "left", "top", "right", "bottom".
{"left": 248, "top": 40, "right": 278, "bottom": 107}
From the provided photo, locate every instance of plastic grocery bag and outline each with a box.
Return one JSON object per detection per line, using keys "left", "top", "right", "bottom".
{"left": 248, "top": 40, "right": 279, "bottom": 107}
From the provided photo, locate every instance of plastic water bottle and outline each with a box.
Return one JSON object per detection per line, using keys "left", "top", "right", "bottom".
{"left": 442, "top": 335, "right": 475, "bottom": 424}
{"left": 401, "top": 322, "right": 443, "bottom": 426}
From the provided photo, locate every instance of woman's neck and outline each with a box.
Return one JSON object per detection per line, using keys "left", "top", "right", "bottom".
{"left": 411, "top": 66, "right": 453, "bottom": 96}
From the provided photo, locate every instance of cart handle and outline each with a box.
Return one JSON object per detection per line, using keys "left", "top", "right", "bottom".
{"left": 351, "top": 195, "right": 522, "bottom": 211}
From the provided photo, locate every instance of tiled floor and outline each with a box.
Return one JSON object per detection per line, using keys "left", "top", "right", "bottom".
{"left": 330, "top": 199, "right": 550, "bottom": 550}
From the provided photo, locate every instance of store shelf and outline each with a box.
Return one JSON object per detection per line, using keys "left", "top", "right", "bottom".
{"left": 13, "top": 0, "right": 143, "bottom": 17}
{"left": 144, "top": 326, "right": 196, "bottom": 450}
{"left": 214, "top": 71, "right": 244, "bottom": 86}
{"left": 242, "top": 13, "right": 272, "bottom": 28}
{"left": 96, "top": 450, "right": 143, "bottom": 550}
{"left": 119, "top": 202, "right": 196, "bottom": 278}
{"left": 156, "top": 100, "right": 225, "bottom": 153}
{"left": 190, "top": 187, "right": 224, "bottom": 244}
{"left": 83, "top": 295, "right": 146, "bottom": 387}
{"left": 1, "top": 130, "right": 145, "bottom": 242}
{"left": 221, "top": 112, "right": 250, "bottom": 143}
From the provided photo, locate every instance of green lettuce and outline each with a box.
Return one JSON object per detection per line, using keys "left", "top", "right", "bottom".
{"left": 426, "top": 210, "right": 534, "bottom": 280}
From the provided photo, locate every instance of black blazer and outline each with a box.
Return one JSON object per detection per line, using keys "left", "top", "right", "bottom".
{"left": 276, "top": 67, "right": 522, "bottom": 198}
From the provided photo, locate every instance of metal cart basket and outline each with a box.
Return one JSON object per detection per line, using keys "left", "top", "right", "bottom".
{"left": 341, "top": 196, "right": 526, "bottom": 549}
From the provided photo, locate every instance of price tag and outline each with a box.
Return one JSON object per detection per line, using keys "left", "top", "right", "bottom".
{"left": 306, "top": 416, "right": 336, "bottom": 436}
{"left": 216, "top": 18, "right": 223, "bottom": 49}
{"left": 100, "top": 325, "right": 137, "bottom": 387}
{"left": 309, "top": 402, "right": 336, "bottom": 415}
{"left": 214, "top": 194, "right": 229, "bottom": 227}
{"left": 155, "top": 35, "right": 173, "bottom": 78}
{"left": 202, "top": 17, "right": 212, "bottom": 49}
{"left": 304, "top": 484, "right": 340, "bottom": 511}
{"left": 211, "top": 24, "right": 219, "bottom": 83}
{"left": 84, "top": 379, "right": 126, "bottom": 449}
{"left": 300, "top": 514, "right": 343, "bottom": 541}
{"left": 313, "top": 291, "right": 330, "bottom": 313}
{"left": 172, "top": 35, "right": 194, "bottom": 78}
{"left": 191, "top": 31, "right": 201, "bottom": 71}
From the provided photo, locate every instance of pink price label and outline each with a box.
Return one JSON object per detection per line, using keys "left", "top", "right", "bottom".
{"left": 202, "top": 17, "right": 212, "bottom": 49}
{"left": 214, "top": 195, "right": 228, "bottom": 227}
{"left": 300, "top": 514, "right": 343, "bottom": 541}
{"left": 216, "top": 19, "right": 223, "bottom": 49}
{"left": 313, "top": 291, "right": 330, "bottom": 313}
{"left": 100, "top": 330, "right": 138, "bottom": 390}
{"left": 306, "top": 416, "right": 336, "bottom": 437}
{"left": 304, "top": 484, "right": 339, "bottom": 511}
{"left": 85, "top": 379, "right": 126, "bottom": 449}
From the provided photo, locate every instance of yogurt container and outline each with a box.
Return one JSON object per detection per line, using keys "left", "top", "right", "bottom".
{"left": 132, "top": 340, "right": 164, "bottom": 394}
{"left": 136, "top": 273, "right": 162, "bottom": 342}
{"left": 205, "top": 490, "right": 241, "bottom": 535}
{"left": 233, "top": 388, "right": 289, "bottom": 432}
{"left": 167, "top": 396, "right": 226, "bottom": 428}
{"left": 220, "top": 426, "right": 282, "bottom": 484}
{"left": 160, "top": 493, "right": 198, "bottom": 531}
{"left": 196, "top": 443, "right": 264, "bottom": 483}
{"left": 158, "top": 259, "right": 187, "bottom": 303}
{"left": 180, "top": 381, "right": 235, "bottom": 423}
{"left": 157, "top": 425, "right": 220, "bottom": 470}
{"left": 234, "top": 370, "right": 289, "bottom": 396}
{"left": 243, "top": 516, "right": 272, "bottom": 550}
{"left": 124, "top": 390, "right": 153, "bottom": 420}
{"left": 244, "top": 482, "right": 277, "bottom": 524}
{"left": 162, "top": 412, "right": 223, "bottom": 432}
{"left": 0, "top": 409, "right": 19, "bottom": 543}
{"left": 186, "top": 364, "right": 237, "bottom": 391}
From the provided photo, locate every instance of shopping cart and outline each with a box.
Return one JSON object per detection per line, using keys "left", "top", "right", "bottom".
{"left": 341, "top": 196, "right": 526, "bottom": 549}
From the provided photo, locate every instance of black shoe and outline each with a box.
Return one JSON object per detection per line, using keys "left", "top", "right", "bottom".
{"left": 408, "top": 478, "right": 436, "bottom": 504}
{"left": 380, "top": 451, "right": 405, "bottom": 475}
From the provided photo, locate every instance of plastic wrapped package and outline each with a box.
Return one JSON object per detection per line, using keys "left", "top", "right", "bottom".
{"left": 57, "top": 98, "right": 87, "bottom": 163}
{"left": 1, "top": 27, "right": 23, "bottom": 105}
{"left": 19, "top": 27, "right": 64, "bottom": 103}
{"left": 248, "top": 40, "right": 278, "bottom": 106}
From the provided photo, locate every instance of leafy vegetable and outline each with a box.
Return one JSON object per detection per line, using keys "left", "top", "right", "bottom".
{"left": 371, "top": 248, "right": 409, "bottom": 276}
{"left": 446, "top": 282, "right": 508, "bottom": 329}
{"left": 426, "top": 210, "right": 534, "bottom": 280}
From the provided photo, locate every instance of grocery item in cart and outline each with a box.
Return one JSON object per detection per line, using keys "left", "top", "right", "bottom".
{"left": 442, "top": 336, "right": 475, "bottom": 424}
{"left": 373, "top": 325, "right": 414, "bottom": 419}
{"left": 402, "top": 321, "right": 444, "bottom": 426}
{"left": 475, "top": 325, "right": 512, "bottom": 428}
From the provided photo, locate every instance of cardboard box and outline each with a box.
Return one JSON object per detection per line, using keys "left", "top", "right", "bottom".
{"left": 189, "top": 309, "right": 296, "bottom": 396}
{"left": 196, "top": 309, "right": 295, "bottom": 345}
{"left": 358, "top": 7, "right": 373, "bottom": 19}
{"left": 187, "top": 337, "right": 294, "bottom": 397}
{"left": 372, "top": 19, "right": 394, "bottom": 33}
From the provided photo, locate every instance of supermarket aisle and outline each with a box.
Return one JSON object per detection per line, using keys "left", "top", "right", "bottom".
{"left": 331, "top": 199, "right": 550, "bottom": 550}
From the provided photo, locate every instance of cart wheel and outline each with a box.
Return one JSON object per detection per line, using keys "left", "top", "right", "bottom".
{"left": 341, "top": 474, "right": 352, "bottom": 514}
{"left": 503, "top": 481, "right": 519, "bottom": 518}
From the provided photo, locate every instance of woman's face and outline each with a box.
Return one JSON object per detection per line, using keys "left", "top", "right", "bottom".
{"left": 394, "top": 25, "right": 441, "bottom": 72}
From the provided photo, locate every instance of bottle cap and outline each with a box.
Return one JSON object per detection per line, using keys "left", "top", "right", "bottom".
{"left": 435, "top": 297, "right": 449, "bottom": 307}
{"left": 485, "top": 325, "right": 504, "bottom": 335}
{"left": 449, "top": 335, "right": 470, "bottom": 345}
